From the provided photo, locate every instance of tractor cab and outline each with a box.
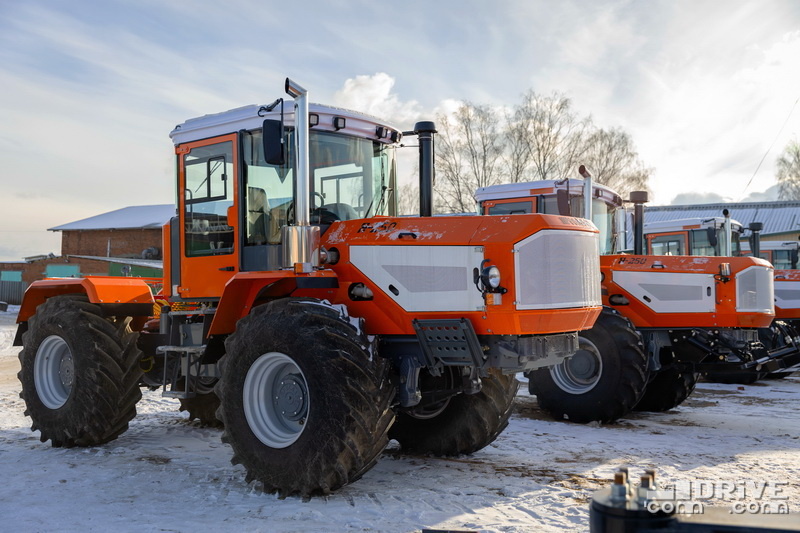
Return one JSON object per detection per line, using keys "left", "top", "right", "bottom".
{"left": 167, "top": 101, "right": 401, "bottom": 300}
{"left": 741, "top": 240, "right": 799, "bottom": 270}
{"left": 643, "top": 217, "right": 743, "bottom": 257}
{"left": 476, "top": 179, "right": 625, "bottom": 255}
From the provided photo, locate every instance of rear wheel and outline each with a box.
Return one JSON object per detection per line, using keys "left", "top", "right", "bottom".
{"left": 216, "top": 298, "right": 394, "bottom": 497}
{"left": 390, "top": 369, "right": 518, "bottom": 455}
{"left": 634, "top": 367, "right": 699, "bottom": 412}
{"left": 18, "top": 294, "right": 143, "bottom": 447}
{"left": 527, "top": 307, "right": 647, "bottom": 423}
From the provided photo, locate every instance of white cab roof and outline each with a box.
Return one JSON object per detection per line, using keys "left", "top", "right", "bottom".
{"left": 643, "top": 217, "right": 743, "bottom": 234}
{"left": 474, "top": 179, "right": 622, "bottom": 206}
{"left": 170, "top": 103, "right": 401, "bottom": 146}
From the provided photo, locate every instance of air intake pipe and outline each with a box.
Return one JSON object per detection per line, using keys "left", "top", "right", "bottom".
{"left": 415, "top": 121, "right": 437, "bottom": 217}
{"left": 748, "top": 222, "right": 763, "bottom": 258}
{"left": 629, "top": 191, "right": 649, "bottom": 255}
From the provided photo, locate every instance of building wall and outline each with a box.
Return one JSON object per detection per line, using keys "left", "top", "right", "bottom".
{"left": 761, "top": 231, "right": 800, "bottom": 243}
{"left": 18, "top": 257, "right": 113, "bottom": 285}
{"left": 61, "top": 228, "right": 162, "bottom": 258}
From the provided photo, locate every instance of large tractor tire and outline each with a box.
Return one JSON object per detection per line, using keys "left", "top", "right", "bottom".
{"left": 527, "top": 307, "right": 647, "bottom": 423}
{"left": 634, "top": 367, "right": 699, "bottom": 412}
{"left": 215, "top": 298, "right": 394, "bottom": 497}
{"left": 18, "top": 294, "right": 143, "bottom": 447}
{"left": 389, "top": 369, "right": 518, "bottom": 456}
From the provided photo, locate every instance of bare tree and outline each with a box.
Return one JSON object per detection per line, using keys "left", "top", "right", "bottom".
{"left": 396, "top": 183, "right": 419, "bottom": 215}
{"left": 777, "top": 139, "right": 800, "bottom": 200}
{"left": 434, "top": 103, "right": 504, "bottom": 213}
{"left": 580, "top": 128, "right": 651, "bottom": 198}
{"left": 505, "top": 91, "right": 592, "bottom": 182}
{"left": 431, "top": 90, "right": 652, "bottom": 210}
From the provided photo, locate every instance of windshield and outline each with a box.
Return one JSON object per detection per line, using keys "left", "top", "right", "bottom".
{"left": 689, "top": 228, "right": 741, "bottom": 256}
{"left": 311, "top": 131, "right": 396, "bottom": 220}
{"left": 241, "top": 129, "right": 396, "bottom": 245}
{"left": 569, "top": 197, "right": 616, "bottom": 255}
{"left": 772, "top": 249, "right": 798, "bottom": 269}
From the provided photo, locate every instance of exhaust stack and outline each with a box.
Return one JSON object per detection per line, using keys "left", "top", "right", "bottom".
{"left": 722, "top": 209, "right": 732, "bottom": 257}
{"left": 282, "top": 78, "right": 320, "bottom": 271}
{"left": 579, "top": 165, "right": 593, "bottom": 220}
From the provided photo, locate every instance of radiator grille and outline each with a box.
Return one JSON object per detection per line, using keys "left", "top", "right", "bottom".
{"left": 735, "top": 265, "right": 774, "bottom": 313}
{"left": 514, "top": 229, "right": 601, "bottom": 310}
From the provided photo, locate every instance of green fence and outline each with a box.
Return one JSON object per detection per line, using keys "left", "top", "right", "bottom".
{"left": 0, "top": 280, "right": 27, "bottom": 305}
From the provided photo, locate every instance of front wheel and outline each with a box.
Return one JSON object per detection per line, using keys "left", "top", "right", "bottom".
{"left": 634, "top": 367, "right": 699, "bottom": 412}
{"left": 527, "top": 307, "right": 647, "bottom": 423}
{"left": 389, "top": 369, "right": 518, "bottom": 456}
{"left": 215, "top": 298, "right": 394, "bottom": 497}
{"left": 18, "top": 295, "right": 143, "bottom": 447}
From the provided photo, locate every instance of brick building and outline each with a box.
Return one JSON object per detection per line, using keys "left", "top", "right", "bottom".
{"left": 0, "top": 205, "right": 174, "bottom": 300}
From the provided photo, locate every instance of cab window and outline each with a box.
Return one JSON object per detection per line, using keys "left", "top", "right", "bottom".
{"left": 488, "top": 201, "right": 532, "bottom": 215}
{"left": 650, "top": 234, "right": 685, "bottom": 255}
{"left": 242, "top": 130, "right": 294, "bottom": 245}
{"left": 184, "top": 141, "right": 234, "bottom": 257}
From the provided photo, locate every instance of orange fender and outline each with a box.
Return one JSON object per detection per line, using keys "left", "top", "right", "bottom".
{"left": 17, "top": 277, "right": 155, "bottom": 323}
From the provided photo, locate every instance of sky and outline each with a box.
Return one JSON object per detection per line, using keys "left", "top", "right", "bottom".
{"left": 1, "top": 0, "right": 799, "bottom": 261}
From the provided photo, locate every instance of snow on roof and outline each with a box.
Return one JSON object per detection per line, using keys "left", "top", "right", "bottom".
{"left": 49, "top": 205, "right": 175, "bottom": 232}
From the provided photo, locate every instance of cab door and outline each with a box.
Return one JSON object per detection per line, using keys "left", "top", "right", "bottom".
{"left": 176, "top": 134, "right": 239, "bottom": 299}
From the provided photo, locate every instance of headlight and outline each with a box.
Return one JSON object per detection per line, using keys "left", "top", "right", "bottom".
{"left": 485, "top": 266, "right": 501, "bottom": 288}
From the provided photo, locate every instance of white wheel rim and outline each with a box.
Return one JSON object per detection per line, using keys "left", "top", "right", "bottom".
{"left": 549, "top": 336, "right": 603, "bottom": 394}
{"left": 243, "top": 352, "right": 309, "bottom": 448}
{"left": 34, "top": 335, "right": 74, "bottom": 409}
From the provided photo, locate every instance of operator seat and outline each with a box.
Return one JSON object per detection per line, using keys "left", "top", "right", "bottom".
{"left": 247, "top": 187, "right": 270, "bottom": 245}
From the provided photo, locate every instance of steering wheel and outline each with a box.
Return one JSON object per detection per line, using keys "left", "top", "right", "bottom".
{"left": 286, "top": 192, "right": 340, "bottom": 225}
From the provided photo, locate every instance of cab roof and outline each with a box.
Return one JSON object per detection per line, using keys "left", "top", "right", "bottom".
{"left": 169, "top": 103, "right": 401, "bottom": 146}
{"left": 643, "top": 217, "right": 743, "bottom": 234}
{"left": 474, "top": 179, "right": 622, "bottom": 206}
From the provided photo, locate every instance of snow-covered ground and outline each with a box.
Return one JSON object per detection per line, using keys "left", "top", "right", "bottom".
{"left": 1, "top": 305, "right": 798, "bottom": 532}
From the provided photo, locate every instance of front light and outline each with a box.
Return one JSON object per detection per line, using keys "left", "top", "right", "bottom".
{"left": 486, "top": 266, "right": 501, "bottom": 288}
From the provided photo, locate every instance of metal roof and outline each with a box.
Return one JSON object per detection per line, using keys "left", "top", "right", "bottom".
{"left": 69, "top": 255, "right": 164, "bottom": 269}
{"left": 49, "top": 205, "right": 175, "bottom": 232}
{"left": 643, "top": 201, "right": 800, "bottom": 236}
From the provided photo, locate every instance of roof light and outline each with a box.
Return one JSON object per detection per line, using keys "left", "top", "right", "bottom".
{"left": 309, "top": 113, "right": 319, "bottom": 127}
{"left": 333, "top": 117, "right": 346, "bottom": 130}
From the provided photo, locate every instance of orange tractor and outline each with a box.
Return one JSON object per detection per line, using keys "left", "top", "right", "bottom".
{"left": 476, "top": 172, "right": 782, "bottom": 423}
{"left": 645, "top": 217, "right": 800, "bottom": 380}
{"left": 14, "top": 79, "right": 602, "bottom": 496}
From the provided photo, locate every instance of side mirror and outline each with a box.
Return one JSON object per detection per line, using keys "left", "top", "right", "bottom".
{"left": 791, "top": 249, "right": 798, "bottom": 270}
{"left": 556, "top": 189, "right": 571, "bottom": 216}
{"left": 707, "top": 227, "right": 718, "bottom": 247}
{"left": 263, "top": 119, "right": 285, "bottom": 166}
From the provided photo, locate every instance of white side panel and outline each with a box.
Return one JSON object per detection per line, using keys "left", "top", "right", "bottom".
{"left": 349, "top": 245, "right": 485, "bottom": 312}
{"left": 612, "top": 270, "right": 716, "bottom": 313}
{"left": 775, "top": 281, "right": 800, "bottom": 311}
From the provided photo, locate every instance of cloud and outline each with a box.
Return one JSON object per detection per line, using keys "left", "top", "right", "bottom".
{"left": 332, "top": 73, "right": 423, "bottom": 128}
{"left": 670, "top": 191, "right": 729, "bottom": 205}
{"left": 741, "top": 184, "right": 780, "bottom": 202}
